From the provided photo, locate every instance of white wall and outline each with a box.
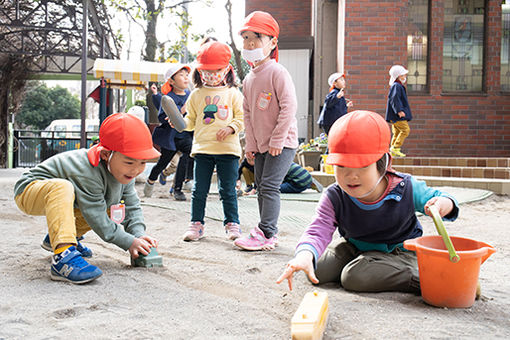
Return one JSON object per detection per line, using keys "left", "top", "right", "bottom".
{"left": 279, "top": 49, "right": 311, "bottom": 141}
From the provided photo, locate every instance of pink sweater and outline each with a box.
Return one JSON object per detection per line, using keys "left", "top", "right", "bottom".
{"left": 242, "top": 59, "right": 299, "bottom": 154}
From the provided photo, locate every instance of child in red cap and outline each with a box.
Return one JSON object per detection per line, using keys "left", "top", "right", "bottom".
{"left": 180, "top": 41, "right": 245, "bottom": 242}
{"left": 317, "top": 72, "right": 354, "bottom": 135}
{"left": 277, "top": 110, "right": 459, "bottom": 294}
{"left": 235, "top": 11, "right": 299, "bottom": 251}
{"left": 14, "top": 113, "right": 160, "bottom": 284}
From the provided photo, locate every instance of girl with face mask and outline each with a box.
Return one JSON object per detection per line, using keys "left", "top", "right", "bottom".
{"left": 234, "top": 11, "right": 299, "bottom": 251}
{"left": 180, "top": 41, "right": 245, "bottom": 242}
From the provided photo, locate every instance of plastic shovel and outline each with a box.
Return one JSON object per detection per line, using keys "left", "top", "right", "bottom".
{"left": 429, "top": 205, "right": 460, "bottom": 263}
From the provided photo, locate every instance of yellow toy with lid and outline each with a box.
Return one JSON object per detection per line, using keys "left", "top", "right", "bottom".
{"left": 291, "top": 290, "right": 329, "bottom": 340}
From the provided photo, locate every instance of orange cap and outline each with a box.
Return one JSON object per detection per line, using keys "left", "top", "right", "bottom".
{"left": 239, "top": 11, "right": 280, "bottom": 61}
{"left": 196, "top": 41, "right": 232, "bottom": 70}
{"left": 327, "top": 111, "right": 390, "bottom": 168}
{"left": 87, "top": 113, "right": 160, "bottom": 166}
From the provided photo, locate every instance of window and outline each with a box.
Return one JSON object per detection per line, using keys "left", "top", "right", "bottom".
{"left": 407, "top": 0, "right": 429, "bottom": 92}
{"left": 443, "top": 0, "right": 485, "bottom": 92}
{"left": 502, "top": 2, "right": 510, "bottom": 92}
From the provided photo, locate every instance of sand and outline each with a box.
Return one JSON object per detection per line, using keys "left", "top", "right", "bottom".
{"left": 1, "top": 169, "right": 509, "bottom": 339}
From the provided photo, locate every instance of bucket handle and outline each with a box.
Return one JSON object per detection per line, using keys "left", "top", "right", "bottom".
{"left": 430, "top": 205, "right": 460, "bottom": 263}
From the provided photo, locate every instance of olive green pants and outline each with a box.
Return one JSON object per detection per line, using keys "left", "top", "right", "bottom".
{"left": 315, "top": 238, "right": 420, "bottom": 294}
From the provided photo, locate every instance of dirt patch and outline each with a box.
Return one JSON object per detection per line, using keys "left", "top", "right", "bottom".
{"left": 1, "top": 169, "right": 509, "bottom": 339}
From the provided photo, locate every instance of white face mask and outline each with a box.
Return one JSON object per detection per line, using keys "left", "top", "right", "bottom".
{"left": 241, "top": 41, "right": 272, "bottom": 64}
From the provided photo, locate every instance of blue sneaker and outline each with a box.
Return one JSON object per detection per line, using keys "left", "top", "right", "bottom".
{"left": 41, "top": 234, "right": 93, "bottom": 258}
{"left": 159, "top": 172, "right": 167, "bottom": 185}
{"left": 50, "top": 246, "right": 102, "bottom": 284}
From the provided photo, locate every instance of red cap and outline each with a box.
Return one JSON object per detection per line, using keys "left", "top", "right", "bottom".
{"left": 327, "top": 111, "right": 390, "bottom": 168}
{"left": 239, "top": 11, "right": 280, "bottom": 61}
{"left": 87, "top": 112, "right": 160, "bottom": 166}
{"left": 196, "top": 41, "right": 232, "bottom": 70}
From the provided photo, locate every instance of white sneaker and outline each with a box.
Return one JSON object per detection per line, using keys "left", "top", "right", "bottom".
{"left": 182, "top": 180, "right": 194, "bottom": 191}
{"left": 144, "top": 181, "right": 154, "bottom": 197}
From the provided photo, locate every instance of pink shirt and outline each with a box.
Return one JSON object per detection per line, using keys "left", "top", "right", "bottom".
{"left": 242, "top": 59, "right": 299, "bottom": 154}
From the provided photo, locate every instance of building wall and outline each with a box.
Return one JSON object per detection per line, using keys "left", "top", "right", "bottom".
{"left": 245, "top": 0, "right": 312, "bottom": 38}
{"left": 343, "top": 0, "right": 510, "bottom": 157}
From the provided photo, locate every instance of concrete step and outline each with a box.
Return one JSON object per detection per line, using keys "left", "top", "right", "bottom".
{"left": 392, "top": 165, "right": 510, "bottom": 179}
{"left": 392, "top": 157, "right": 510, "bottom": 168}
{"left": 310, "top": 172, "right": 510, "bottom": 195}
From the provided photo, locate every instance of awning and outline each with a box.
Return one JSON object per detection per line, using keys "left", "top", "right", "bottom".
{"left": 93, "top": 58, "right": 170, "bottom": 89}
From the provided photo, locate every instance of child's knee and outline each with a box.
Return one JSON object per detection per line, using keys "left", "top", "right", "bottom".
{"left": 47, "top": 179, "right": 75, "bottom": 199}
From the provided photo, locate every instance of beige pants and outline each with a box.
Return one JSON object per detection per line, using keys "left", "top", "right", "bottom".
{"left": 391, "top": 120, "right": 410, "bottom": 149}
{"left": 15, "top": 179, "right": 92, "bottom": 251}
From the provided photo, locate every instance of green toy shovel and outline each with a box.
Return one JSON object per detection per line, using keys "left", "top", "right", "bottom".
{"left": 429, "top": 205, "right": 460, "bottom": 263}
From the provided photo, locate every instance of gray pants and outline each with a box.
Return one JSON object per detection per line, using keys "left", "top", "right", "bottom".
{"left": 254, "top": 148, "right": 296, "bottom": 238}
{"left": 315, "top": 238, "right": 420, "bottom": 294}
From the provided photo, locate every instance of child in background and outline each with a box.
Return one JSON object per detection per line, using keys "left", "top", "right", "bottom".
{"left": 277, "top": 110, "right": 459, "bottom": 293}
{"left": 237, "top": 157, "right": 256, "bottom": 195}
{"left": 386, "top": 65, "right": 412, "bottom": 158}
{"left": 317, "top": 72, "right": 353, "bottom": 135}
{"left": 234, "top": 11, "right": 299, "bottom": 251}
{"left": 144, "top": 63, "right": 193, "bottom": 201}
{"left": 181, "top": 41, "right": 245, "bottom": 242}
{"left": 14, "top": 113, "right": 160, "bottom": 284}
{"left": 280, "top": 162, "right": 323, "bottom": 194}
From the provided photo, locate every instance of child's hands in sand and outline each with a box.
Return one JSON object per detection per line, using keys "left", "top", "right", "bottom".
{"left": 276, "top": 251, "right": 319, "bottom": 290}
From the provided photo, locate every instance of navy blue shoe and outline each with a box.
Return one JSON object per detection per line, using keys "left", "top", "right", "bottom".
{"left": 159, "top": 172, "right": 167, "bottom": 185}
{"left": 50, "top": 246, "right": 102, "bottom": 284}
{"left": 41, "top": 234, "right": 93, "bottom": 258}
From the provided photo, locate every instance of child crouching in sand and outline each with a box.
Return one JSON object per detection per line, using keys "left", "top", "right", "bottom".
{"left": 14, "top": 113, "right": 160, "bottom": 284}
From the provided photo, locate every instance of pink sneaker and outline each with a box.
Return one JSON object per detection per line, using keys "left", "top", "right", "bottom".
{"left": 183, "top": 221, "right": 204, "bottom": 241}
{"left": 225, "top": 222, "right": 242, "bottom": 240}
{"left": 233, "top": 226, "right": 278, "bottom": 251}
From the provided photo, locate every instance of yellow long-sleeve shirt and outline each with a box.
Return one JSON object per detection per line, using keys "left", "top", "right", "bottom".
{"left": 184, "top": 86, "right": 244, "bottom": 158}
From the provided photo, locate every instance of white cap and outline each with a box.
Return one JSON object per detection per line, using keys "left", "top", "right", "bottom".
{"left": 328, "top": 72, "right": 345, "bottom": 87}
{"left": 127, "top": 105, "right": 146, "bottom": 122}
{"left": 164, "top": 63, "right": 191, "bottom": 82}
{"left": 389, "top": 65, "right": 408, "bottom": 85}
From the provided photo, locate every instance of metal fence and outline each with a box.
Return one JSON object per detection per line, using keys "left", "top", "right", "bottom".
{"left": 13, "top": 130, "right": 98, "bottom": 168}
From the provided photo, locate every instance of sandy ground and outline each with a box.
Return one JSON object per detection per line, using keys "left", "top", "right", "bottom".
{"left": 1, "top": 168, "right": 510, "bottom": 339}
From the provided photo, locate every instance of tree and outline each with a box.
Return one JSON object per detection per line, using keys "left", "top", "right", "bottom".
{"left": 108, "top": 0, "right": 206, "bottom": 62}
{"left": 16, "top": 82, "right": 81, "bottom": 130}
{"left": 225, "top": 0, "right": 248, "bottom": 82}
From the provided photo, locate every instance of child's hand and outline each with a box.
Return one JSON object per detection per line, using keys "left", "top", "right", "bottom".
{"left": 216, "top": 127, "right": 234, "bottom": 141}
{"left": 245, "top": 151, "right": 256, "bottom": 161}
{"left": 398, "top": 111, "right": 406, "bottom": 118}
{"left": 424, "top": 197, "right": 454, "bottom": 218}
{"left": 347, "top": 100, "right": 354, "bottom": 107}
{"left": 268, "top": 147, "right": 282, "bottom": 157}
{"left": 236, "top": 180, "right": 242, "bottom": 189}
{"left": 336, "top": 88, "right": 345, "bottom": 98}
{"left": 129, "top": 235, "right": 157, "bottom": 259}
{"left": 276, "top": 251, "right": 319, "bottom": 291}
{"left": 150, "top": 84, "right": 158, "bottom": 95}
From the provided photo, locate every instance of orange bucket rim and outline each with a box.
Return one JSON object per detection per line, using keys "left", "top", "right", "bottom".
{"left": 406, "top": 235, "right": 495, "bottom": 260}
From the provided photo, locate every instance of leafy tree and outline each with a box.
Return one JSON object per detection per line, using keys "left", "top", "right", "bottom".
{"left": 16, "top": 82, "right": 81, "bottom": 130}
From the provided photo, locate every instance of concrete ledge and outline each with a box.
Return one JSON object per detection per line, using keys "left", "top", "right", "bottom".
{"left": 311, "top": 172, "right": 510, "bottom": 195}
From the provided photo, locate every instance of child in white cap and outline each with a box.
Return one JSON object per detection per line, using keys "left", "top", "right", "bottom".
{"left": 317, "top": 72, "right": 353, "bottom": 135}
{"left": 386, "top": 65, "right": 412, "bottom": 158}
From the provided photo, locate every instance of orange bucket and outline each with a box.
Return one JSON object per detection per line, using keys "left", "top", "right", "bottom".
{"left": 404, "top": 235, "right": 496, "bottom": 308}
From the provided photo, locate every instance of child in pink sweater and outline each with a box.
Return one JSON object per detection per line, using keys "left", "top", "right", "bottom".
{"left": 234, "top": 11, "right": 299, "bottom": 251}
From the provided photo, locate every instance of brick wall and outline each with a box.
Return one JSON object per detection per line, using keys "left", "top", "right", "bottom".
{"left": 344, "top": 0, "right": 510, "bottom": 157}
{"left": 245, "top": 0, "right": 312, "bottom": 38}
